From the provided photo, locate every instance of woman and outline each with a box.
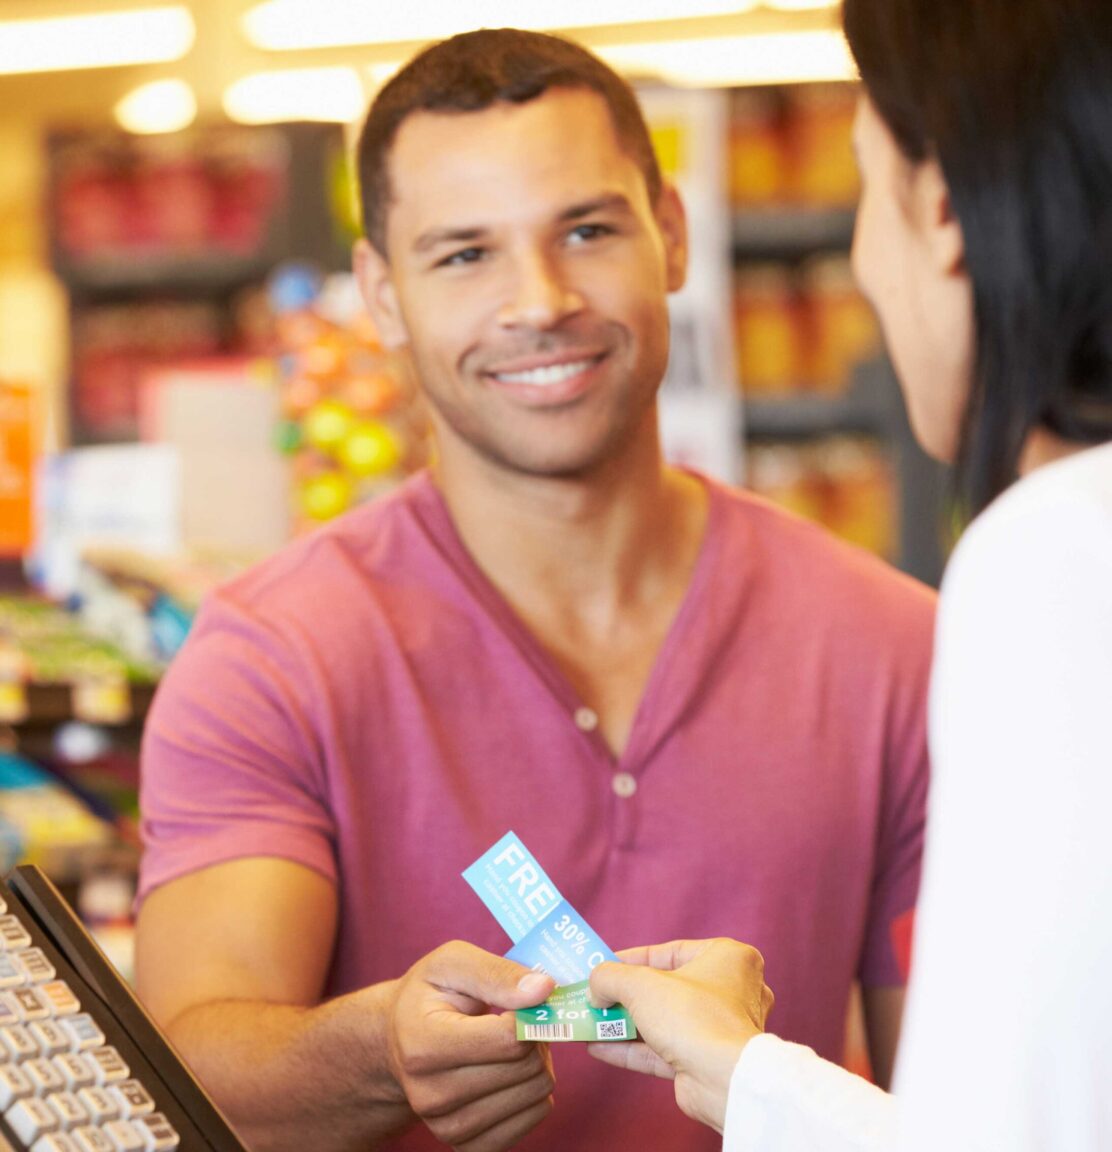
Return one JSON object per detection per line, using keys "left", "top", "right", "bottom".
{"left": 587, "top": 1, "right": 1112, "bottom": 1148}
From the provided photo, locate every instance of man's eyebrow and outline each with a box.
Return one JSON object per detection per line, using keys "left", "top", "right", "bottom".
{"left": 412, "top": 225, "right": 488, "bottom": 255}
{"left": 559, "top": 194, "right": 635, "bottom": 222}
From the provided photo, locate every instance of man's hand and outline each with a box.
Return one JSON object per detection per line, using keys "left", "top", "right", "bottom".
{"left": 587, "top": 938, "right": 774, "bottom": 1135}
{"left": 386, "top": 941, "right": 557, "bottom": 1151}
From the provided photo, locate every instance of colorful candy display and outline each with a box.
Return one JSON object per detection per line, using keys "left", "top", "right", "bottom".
{"left": 268, "top": 265, "right": 428, "bottom": 533}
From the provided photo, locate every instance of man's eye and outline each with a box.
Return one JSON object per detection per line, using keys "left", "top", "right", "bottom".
{"left": 438, "top": 247, "right": 485, "bottom": 268}
{"left": 567, "top": 223, "right": 613, "bottom": 245}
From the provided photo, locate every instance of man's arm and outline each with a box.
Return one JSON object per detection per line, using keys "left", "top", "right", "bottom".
{"left": 860, "top": 986, "right": 904, "bottom": 1091}
{"left": 135, "top": 857, "right": 556, "bottom": 1152}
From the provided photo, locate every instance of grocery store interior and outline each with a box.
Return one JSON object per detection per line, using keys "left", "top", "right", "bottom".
{"left": 0, "top": 0, "right": 947, "bottom": 1027}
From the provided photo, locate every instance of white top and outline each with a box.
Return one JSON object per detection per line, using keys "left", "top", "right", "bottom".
{"left": 724, "top": 443, "right": 1112, "bottom": 1152}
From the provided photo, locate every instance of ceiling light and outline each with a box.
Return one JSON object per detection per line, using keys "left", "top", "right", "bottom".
{"left": 763, "top": 0, "right": 839, "bottom": 9}
{"left": 224, "top": 68, "right": 365, "bottom": 125}
{"left": 243, "top": 0, "right": 756, "bottom": 51}
{"left": 0, "top": 7, "right": 195, "bottom": 76}
{"left": 599, "top": 31, "right": 855, "bottom": 87}
{"left": 115, "top": 79, "right": 197, "bottom": 135}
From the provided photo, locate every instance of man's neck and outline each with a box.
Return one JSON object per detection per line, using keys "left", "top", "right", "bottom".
{"left": 430, "top": 436, "right": 708, "bottom": 637}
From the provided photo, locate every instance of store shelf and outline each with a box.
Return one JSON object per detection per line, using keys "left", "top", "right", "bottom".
{"left": 56, "top": 253, "right": 274, "bottom": 295}
{"left": 743, "top": 371, "right": 892, "bottom": 440}
{"left": 3, "top": 681, "right": 157, "bottom": 732}
{"left": 732, "top": 207, "right": 856, "bottom": 262}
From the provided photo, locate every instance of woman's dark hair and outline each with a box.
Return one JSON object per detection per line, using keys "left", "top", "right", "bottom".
{"left": 844, "top": 0, "right": 1112, "bottom": 513}
{"left": 356, "top": 28, "right": 662, "bottom": 260}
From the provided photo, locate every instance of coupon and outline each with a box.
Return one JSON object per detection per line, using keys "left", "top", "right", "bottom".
{"left": 463, "top": 831, "right": 636, "bottom": 1042}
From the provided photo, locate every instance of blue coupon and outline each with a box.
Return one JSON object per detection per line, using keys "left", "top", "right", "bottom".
{"left": 463, "top": 832, "right": 635, "bottom": 1041}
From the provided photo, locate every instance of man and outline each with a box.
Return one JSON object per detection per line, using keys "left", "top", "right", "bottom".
{"left": 135, "top": 28, "right": 935, "bottom": 1152}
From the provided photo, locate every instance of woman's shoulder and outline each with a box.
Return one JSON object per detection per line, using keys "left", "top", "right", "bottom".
{"left": 945, "top": 442, "right": 1112, "bottom": 594}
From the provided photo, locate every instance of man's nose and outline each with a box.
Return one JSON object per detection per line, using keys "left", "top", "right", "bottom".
{"left": 496, "top": 251, "right": 584, "bottom": 330}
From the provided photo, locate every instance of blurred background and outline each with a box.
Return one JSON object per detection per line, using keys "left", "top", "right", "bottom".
{"left": 0, "top": 3, "right": 947, "bottom": 1070}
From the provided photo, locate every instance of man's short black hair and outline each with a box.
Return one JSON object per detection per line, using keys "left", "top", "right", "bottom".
{"left": 356, "top": 27, "right": 663, "bottom": 256}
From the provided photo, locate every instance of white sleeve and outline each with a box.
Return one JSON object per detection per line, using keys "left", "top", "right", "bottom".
{"left": 891, "top": 472, "right": 1112, "bottom": 1152}
{"left": 722, "top": 1034, "right": 895, "bottom": 1152}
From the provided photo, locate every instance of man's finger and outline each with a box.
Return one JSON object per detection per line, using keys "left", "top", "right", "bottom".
{"left": 423, "top": 942, "right": 555, "bottom": 1010}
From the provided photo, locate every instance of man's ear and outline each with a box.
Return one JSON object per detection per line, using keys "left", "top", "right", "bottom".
{"left": 916, "top": 158, "right": 966, "bottom": 278}
{"left": 656, "top": 183, "right": 688, "bottom": 294}
{"left": 353, "top": 238, "right": 409, "bottom": 349}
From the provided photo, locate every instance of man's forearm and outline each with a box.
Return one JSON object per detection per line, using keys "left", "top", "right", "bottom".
{"left": 165, "top": 979, "right": 415, "bottom": 1152}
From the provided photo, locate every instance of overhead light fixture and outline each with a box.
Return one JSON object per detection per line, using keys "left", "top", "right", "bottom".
{"left": 243, "top": 0, "right": 755, "bottom": 51}
{"left": 224, "top": 67, "right": 365, "bottom": 124}
{"left": 599, "top": 31, "right": 855, "bottom": 87}
{"left": 0, "top": 7, "right": 195, "bottom": 76}
{"left": 115, "top": 79, "right": 197, "bottom": 135}
{"left": 763, "top": 0, "right": 839, "bottom": 9}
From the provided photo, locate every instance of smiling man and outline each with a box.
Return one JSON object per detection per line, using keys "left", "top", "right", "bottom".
{"left": 134, "top": 29, "right": 936, "bottom": 1152}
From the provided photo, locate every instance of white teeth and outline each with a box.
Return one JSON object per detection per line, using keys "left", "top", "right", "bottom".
{"left": 493, "top": 359, "right": 594, "bottom": 386}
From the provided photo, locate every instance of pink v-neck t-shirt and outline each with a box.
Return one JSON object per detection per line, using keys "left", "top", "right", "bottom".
{"left": 138, "top": 470, "right": 935, "bottom": 1152}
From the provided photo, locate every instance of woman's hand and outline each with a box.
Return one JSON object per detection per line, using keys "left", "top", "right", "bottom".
{"left": 587, "top": 938, "right": 774, "bottom": 1134}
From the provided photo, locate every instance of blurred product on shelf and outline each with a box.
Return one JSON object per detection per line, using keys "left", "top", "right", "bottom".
{"left": 0, "top": 750, "right": 121, "bottom": 881}
{"left": 0, "top": 380, "right": 39, "bottom": 558}
{"left": 52, "top": 128, "right": 288, "bottom": 261}
{"left": 745, "top": 436, "right": 897, "bottom": 559}
{"left": 734, "top": 256, "right": 880, "bottom": 395}
{"left": 0, "top": 593, "right": 160, "bottom": 727}
{"left": 802, "top": 256, "right": 880, "bottom": 392}
{"left": 269, "top": 263, "right": 429, "bottom": 532}
{"left": 733, "top": 263, "right": 803, "bottom": 391}
{"left": 72, "top": 300, "right": 224, "bottom": 440}
{"left": 729, "top": 84, "right": 859, "bottom": 210}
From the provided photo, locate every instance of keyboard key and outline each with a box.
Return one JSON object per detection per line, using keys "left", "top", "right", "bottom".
{"left": 87, "top": 1048, "right": 129, "bottom": 1086}
{"left": 53, "top": 1054, "right": 96, "bottom": 1092}
{"left": 0, "top": 956, "right": 26, "bottom": 989}
{"left": 25, "top": 1057, "right": 65, "bottom": 1095}
{"left": 1, "top": 1024, "right": 40, "bottom": 1061}
{"left": 46, "top": 1090, "right": 89, "bottom": 1130}
{"left": 15, "top": 950, "right": 57, "bottom": 985}
{"left": 6, "top": 1095, "right": 61, "bottom": 1143}
{"left": 0, "top": 916, "right": 32, "bottom": 951}
{"left": 130, "top": 1113, "right": 179, "bottom": 1151}
{"left": 108, "top": 1081, "right": 154, "bottom": 1120}
{"left": 102, "top": 1120, "right": 145, "bottom": 1152}
{"left": 0, "top": 1000, "right": 21, "bottom": 1030}
{"left": 30, "top": 1022, "right": 71, "bottom": 1058}
{"left": 0, "top": 1064, "right": 32, "bottom": 1108}
{"left": 40, "top": 983, "right": 81, "bottom": 1018}
{"left": 12, "top": 987, "right": 52, "bottom": 1023}
{"left": 76, "top": 1086, "right": 119, "bottom": 1125}
{"left": 72, "top": 1129, "right": 115, "bottom": 1152}
{"left": 32, "top": 1134, "right": 81, "bottom": 1152}
{"left": 61, "top": 1017, "right": 105, "bottom": 1052}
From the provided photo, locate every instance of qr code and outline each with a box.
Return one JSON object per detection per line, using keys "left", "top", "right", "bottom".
{"left": 596, "top": 1020, "right": 628, "bottom": 1040}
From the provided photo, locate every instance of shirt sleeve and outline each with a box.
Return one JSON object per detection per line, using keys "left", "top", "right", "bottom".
{"left": 137, "top": 588, "right": 338, "bottom": 906}
{"left": 889, "top": 483, "right": 1112, "bottom": 1152}
{"left": 723, "top": 1034, "right": 895, "bottom": 1152}
{"left": 859, "top": 592, "right": 934, "bottom": 988}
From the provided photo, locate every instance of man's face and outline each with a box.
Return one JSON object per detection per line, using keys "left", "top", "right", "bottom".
{"left": 356, "top": 86, "right": 687, "bottom": 480}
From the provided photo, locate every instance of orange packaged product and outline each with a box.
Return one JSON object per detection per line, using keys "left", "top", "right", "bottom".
{"left": 733, "top": 264, "right": 804, "bottom": 395}
{"left": 786, "top": 85, "right": 860, "bottom": 208}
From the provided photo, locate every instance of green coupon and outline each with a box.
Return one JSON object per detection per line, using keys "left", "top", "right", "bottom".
{"left": 514, "top": 979, "right": 636, "bottom": 1043}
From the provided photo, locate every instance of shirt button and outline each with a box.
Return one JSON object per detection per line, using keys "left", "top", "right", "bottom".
{"left": 574, "top": 707, "right": 599, "bottom": 732}
{"left": 612, "top": 772, "right": 637, "bottom": 799}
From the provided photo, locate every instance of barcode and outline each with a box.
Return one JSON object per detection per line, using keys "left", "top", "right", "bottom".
{"left": 596, "top": 1020, "right": 628, "bottom": 1040}
{"left": 523, "top": 1023, "right": 574, "bottom": 1041}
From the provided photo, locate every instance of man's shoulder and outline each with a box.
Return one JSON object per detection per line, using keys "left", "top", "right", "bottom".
{"left": 710, "top": 480, "right": 936, "bottom": 613}
{"left": 197, "top": 472, "right": 446, "bottom": 640}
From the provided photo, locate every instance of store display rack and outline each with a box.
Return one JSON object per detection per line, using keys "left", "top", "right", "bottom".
{"left": 47, "top": 121, "right": 353, "bottom": 447}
